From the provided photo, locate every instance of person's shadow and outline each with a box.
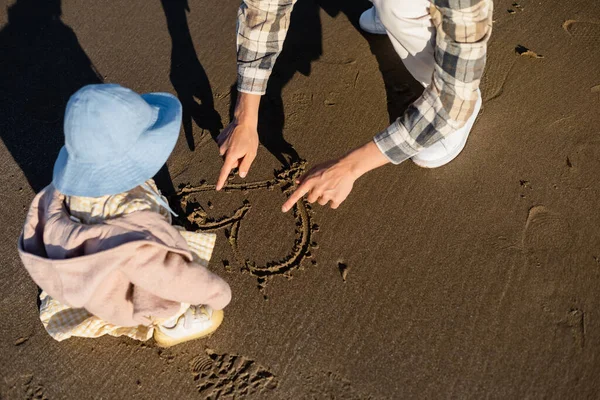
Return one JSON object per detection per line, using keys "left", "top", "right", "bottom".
{"left": 159, "top": 0, "right": 223, "bottom": 152}
{"left": 0, "top": 0, "right": 103, "bottom": 193}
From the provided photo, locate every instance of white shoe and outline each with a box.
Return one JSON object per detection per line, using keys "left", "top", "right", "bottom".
{"left": 154, "top": 305, "right": 224, "bottom": 347}
{"left": 359, "top": 7, "right": 387, "bottom": 35}
{"left": 411, "top": 91, "right": 482, "bottom": 168}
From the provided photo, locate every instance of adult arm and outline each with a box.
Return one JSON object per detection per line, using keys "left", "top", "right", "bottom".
{"left": 217, "top": 0, "right": 298, "bottom": 190}
{"left": 283, "top": 0, "right": 493, "bottom": 210}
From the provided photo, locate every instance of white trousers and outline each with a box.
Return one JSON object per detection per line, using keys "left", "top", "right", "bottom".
{"left": 371, "top": 0, "right": 435, "bottom": 87}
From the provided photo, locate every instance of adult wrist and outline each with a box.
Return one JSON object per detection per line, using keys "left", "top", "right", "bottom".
{"left": 233, "top": 92, "right": 260, "bottom": 127}
{"left": 340, "top": 148, "right": 368, "bottom": 180}
{"left": 342, "top": 141, "right": 390, "bottom": 179}
{"left": 233, "top": 111, "right": 258, "bottom": 128}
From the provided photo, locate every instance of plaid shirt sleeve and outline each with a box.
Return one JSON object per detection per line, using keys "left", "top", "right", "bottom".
{"left": 374, "top": 0, "right": 493, "bottom": 164}
{"left": 237, "top": 0, "right": 297, "bottom": 95}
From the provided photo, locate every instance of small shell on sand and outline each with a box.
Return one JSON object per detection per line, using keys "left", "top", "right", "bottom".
{"left": 515, "top": 45, "right": 544, "bottom": 58}
{"left": 338, "top": 263, "right": 349, "bottom": 282}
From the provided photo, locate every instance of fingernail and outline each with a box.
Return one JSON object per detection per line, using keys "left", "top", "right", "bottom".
{"left": 239, "top": 171, "right": 247, "bottom": 178}
{"left": 281, "top": 206, "right": 287, "bottom": 212}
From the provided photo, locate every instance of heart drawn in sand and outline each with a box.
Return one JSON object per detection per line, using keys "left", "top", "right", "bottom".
{"left": 170, "top": 161, "right": 320, "bottom": 297}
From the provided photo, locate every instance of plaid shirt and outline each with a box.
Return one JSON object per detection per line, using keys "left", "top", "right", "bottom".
{"left": 237, "top": 0, "right": 493, "bottom": 163}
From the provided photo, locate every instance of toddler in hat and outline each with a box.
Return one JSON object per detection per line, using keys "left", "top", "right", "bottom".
{"left": 17, "top": 84, "right": 231, "bottom": 347}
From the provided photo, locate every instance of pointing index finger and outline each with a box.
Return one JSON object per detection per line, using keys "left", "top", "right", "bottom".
{"left": 282, "top": 181, "right": 312, "bottom": 212}
{"left": 216, "top": 156, "right": 236, "bottom": 191}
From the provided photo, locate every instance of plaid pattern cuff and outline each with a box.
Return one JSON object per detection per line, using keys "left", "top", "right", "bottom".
{"left": 237, "top": 68, "right": 269, "bottom": 95}
{"left": 373, "top": 121, "right": 420, "bottom": 165}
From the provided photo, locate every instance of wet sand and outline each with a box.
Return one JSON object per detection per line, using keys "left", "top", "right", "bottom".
{"left": 1, "top": 0, "right": 600, "bottom": 398}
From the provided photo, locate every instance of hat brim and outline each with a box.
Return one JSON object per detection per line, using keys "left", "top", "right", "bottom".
{"left": 53, "top": 92, "right": 182, "bottom": 197}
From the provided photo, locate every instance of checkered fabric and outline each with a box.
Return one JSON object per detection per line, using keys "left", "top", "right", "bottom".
{"left": 39, "top": 180, "right": 216, "bottom": 342}
{"left": 236, "top": 0, "right": 493, "bottom": 164}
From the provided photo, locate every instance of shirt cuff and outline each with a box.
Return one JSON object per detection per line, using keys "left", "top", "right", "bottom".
{"left": 373, "top": 121, "right": 420, "bottom": 165}
{"left": 237, "top": 67, "right": 270, "bottom": 96}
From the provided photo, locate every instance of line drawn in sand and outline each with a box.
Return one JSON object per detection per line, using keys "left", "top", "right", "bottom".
{"left": 171, "top": 161, "right": 319, "bottom": 296}
{"left": 189, "top": 349, "right": 278, "bottom": 399}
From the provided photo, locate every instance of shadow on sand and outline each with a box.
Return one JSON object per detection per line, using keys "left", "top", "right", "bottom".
{"left": 0, "top": 0, "right": 103, "bottom": 193}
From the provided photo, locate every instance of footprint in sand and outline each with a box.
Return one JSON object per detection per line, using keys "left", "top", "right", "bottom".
{"left": 189, "top": 349, "right": 277, "bottom": 399}
{"left": 563, "top": 20, "right": 600, "bottom": 45}
{"left": 1, "top": 374, "right": 49, "bottom": 400}
{"left": 522, "top": 205, "right": 572, "bottom": 253}
{"left": 171, "top": 161, "right": 320, "bottom": 294}
{"left": 301, "top": 370, "right": 382, "bottom": 400}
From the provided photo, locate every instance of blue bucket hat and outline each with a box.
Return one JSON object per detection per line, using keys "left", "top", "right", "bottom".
{"left": 52, "top": 84, "right": 182, "bottom": 197}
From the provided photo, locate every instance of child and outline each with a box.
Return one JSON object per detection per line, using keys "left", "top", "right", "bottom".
{"left": 17, "top": 84, "right": 231, "bottom": 347}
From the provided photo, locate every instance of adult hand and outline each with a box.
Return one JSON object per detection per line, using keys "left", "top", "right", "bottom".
{"left": 281, "top": 141, "right": 391, "bottom": 212}
{"left": 281, "top": 158, "right": 357, "bottom": 212}
{"left": 216, "top": 92, "right": 261, "bottom": 191}
{"left": 216, "top": 122, "right": 258, "bottom": 190}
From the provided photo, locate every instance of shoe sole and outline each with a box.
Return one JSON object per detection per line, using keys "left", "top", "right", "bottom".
{"left": 412, "top": 97, "right": 482, "bottom": 169}
{"left": 153, "top": 310, "right": 224, "bottom": 348}
{"left": 360, "top": 25, "right": 387, "bottom": 35}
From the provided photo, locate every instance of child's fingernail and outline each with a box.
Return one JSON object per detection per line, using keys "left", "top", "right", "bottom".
{"left": 281, "top": 206, "right": 287, "bottom": 212}
{"left": 239, "top": 171, "right": 247, "bottom": 178}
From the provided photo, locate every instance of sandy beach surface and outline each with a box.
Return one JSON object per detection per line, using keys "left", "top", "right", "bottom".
{"left": 1, "top": 0, "right": 599, "bottom": 398}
